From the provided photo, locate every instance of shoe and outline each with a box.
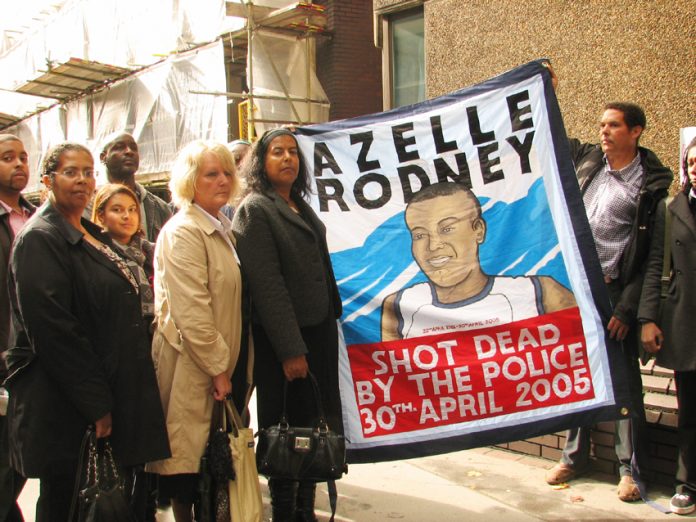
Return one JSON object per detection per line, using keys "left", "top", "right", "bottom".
{"left": 545, "top": 462, "right": 576, "bottom": 485}
{"left": 670, "top": 493, "right": 696, "bottom": 515}
{"left": 617, "top": 475, "right": 640, "bottom": 502}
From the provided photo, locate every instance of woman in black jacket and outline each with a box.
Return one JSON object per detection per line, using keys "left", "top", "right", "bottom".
{"left": 639, "top": 136, "right": 696, "bottom": 516}
{"left": 232, "top": 129, "right": 343, "bottom": 522}
{"left": 4, "top": 143, "right": 170, "bottom": 521}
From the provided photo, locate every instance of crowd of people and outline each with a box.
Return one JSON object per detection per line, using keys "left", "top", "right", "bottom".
{"left": 0, "top": 74, "right": 693, "bottom": 521}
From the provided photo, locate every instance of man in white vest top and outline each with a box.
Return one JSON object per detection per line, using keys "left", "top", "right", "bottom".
{"left": 381, "top": 182, "right": 576, "bottom": 341}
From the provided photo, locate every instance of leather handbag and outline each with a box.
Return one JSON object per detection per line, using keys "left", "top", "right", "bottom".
{"left": 69, "top": 430, "right": 136, "bottom": 522}
{"left": 256, "top": 371, "right": 347, "bottom": 482}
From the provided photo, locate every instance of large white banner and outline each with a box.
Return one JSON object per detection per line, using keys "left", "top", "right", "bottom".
{"left": 295, "top": 60, "right": 631, "bottom": 462}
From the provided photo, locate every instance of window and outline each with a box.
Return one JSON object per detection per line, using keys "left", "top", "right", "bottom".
{"left": 383, "top": 6, "right": 425, "bottom": 109}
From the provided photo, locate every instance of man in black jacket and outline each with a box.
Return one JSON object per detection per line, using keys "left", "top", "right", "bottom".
{"left": 0, "top": 134, "right": 35, "bottom": 522}
{"left": 99, "top": 132, "right": 172, "bottom": 241}
{"left": 544, "top": 102, "right": 672, "bottom": 502}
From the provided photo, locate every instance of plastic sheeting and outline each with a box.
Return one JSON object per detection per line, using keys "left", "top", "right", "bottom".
{"left": 6, "top": 41, "right": 228, "bottom": 193}
{"left": 0, "top": 0, "right": 225, "bottom": 110}
{"left": 249, "top": 31, "right": 329, "bottom": 135}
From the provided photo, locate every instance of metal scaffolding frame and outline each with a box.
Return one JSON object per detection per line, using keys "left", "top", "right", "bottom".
{"left": 195, "top": 1, "right": 331, "bottom": 140}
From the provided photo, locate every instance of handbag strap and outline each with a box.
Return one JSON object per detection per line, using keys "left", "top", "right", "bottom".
{"left": 327, "top": 479, "right": 338, "bottom": 522}
{"left": 280, "top": 370, "right": 327, "bottom": 427}
{"left": 68, "top": 429, "right": 97, "bottom": 521}
{"left": 659, "top": 196, "right": 674, "bottom": 300}
{"left": 224, "top": 398, "right": 246, "bottom": 436}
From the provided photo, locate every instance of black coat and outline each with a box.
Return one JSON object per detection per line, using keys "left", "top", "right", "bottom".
{"left": 232, "top": 191, "right": 343, "bottom": 431}
{"left": 638, "top": 193, "right": 696, "bottom": 371}
{"left": 3, "top": 203, "right": 170, "bottom": 478}
{"left": 0, "top": 197, "right": 35, "bottom": 381}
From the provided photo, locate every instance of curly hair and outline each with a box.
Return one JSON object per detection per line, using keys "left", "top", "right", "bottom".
{"left": 241, "top": 129, "right": 311, "bottom": 200}
{"left": 40, "top": 142, "right": 93, "bottom": 180}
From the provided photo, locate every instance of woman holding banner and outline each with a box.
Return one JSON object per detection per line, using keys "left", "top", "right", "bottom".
{"left": 233, "top": 128, "right": 343, "bottom": 522}
{"left": 639, "top": 136, "right": 696, "bottom": 515}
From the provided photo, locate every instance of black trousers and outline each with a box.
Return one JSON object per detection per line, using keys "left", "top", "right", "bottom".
{"left": 36, "top": 468, "right": 78, "bottom": 522}
{"left": 674, "top": 370, "right": 696, "bottom": 496}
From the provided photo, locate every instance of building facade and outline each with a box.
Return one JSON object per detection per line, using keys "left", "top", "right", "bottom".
{"left": 373, "top": 0, "right": 695, "bottom": 484}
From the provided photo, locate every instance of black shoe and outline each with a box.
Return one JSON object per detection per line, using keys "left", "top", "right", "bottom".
{"left": 670, "top": 493, "right": 696, "bottom": 515}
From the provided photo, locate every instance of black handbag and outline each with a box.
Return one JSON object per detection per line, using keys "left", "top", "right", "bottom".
{"left": 256, "top": 371, "right": 347, "bottom": 482}
{"left": 256, "top": 371, "right": 346, "bottom": 521}
{"left": 69, "top": 430, "right": 136, "bottom": 522}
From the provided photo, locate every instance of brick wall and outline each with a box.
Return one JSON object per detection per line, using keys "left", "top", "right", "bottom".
{"left": 315, "top": 0, "right": 383, "bottom": 121}
{"left": 500, "top": 361, "right": 680, "bottom": 486}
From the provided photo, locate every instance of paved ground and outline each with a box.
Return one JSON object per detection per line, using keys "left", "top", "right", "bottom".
{"left": 18, "top": 445, "right": 683, "bottom": 521}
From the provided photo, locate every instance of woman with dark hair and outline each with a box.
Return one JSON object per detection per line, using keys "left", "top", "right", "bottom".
{"left": 92, "top": 183, "right": 155, "bottom": 329}
{"left": 3, "top": 143, "right": 170, "bottom": 521}
{"left": 639, "top": 135, "right": 696, "bottom": 515}
{"left": 232, "top": 129, "right": 343, "bottom": 522}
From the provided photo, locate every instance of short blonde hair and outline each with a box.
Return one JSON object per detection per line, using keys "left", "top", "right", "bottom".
{"left": 169, "top": 140, "right": 239, "bottom": 209}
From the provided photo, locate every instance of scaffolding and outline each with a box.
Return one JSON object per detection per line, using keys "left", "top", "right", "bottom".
{"left": 198, "top": 1, "right": 332, "bottom": 140}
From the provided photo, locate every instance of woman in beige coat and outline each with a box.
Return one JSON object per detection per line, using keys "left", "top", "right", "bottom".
{"left": 147, "top": 141, "right": 246, "bottom": 521}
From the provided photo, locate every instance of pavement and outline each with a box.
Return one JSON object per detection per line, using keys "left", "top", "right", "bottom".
{"left": 18, "top": 445, "right": 683, "bottom": 521}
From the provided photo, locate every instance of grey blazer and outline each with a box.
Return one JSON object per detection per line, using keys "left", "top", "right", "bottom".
{"left": 638, "top": 192, "right": 696, "bottom": 371}
{"left": 232, "top": 191, "right": 341, "bottom": 362}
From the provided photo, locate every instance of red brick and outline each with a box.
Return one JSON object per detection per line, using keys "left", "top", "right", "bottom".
{"left": 507, "top": 440, "right": 541, "bottom": 457}
{"left": 647, "top": 427, "right": 679, "bottom": 445}
{"left": 655, "top": 443, "right": 678, "bottom": 460}
{"left": 595, "top": 421, "right": 615, "bottom": 433}
{"left": 541, "top": 446, "right": 563, "bottom": 462}
{"left": 589, "top": 457, "right": 616, "bottom": 475}
{"left": 527, "top": 434, "right": 560, "bottom": 447}
{"left": 589, "top": 431, "right": 614, "bottom": 447}
{"left": 660, "top": 412, "right": 680, "bottom": 428}
{"left": 641, "top": 374, "right": 671, "bottom": 393}
{"left": 646, "top": 456, "right": 678, "bottom": 475}
{"left": 653, "top": 365, "right": 675, "bottom": 378}
{"left": 644, "top": 392, "right": 678, "bottom": 412}
{"left": 645, "top": 409, "right": 662, "bottom": 424}
{"left": 593, "top": 444, "right": 618, "bottom": 461}
{"left": 640, "top": 358, "right": 656, "bottom": 374}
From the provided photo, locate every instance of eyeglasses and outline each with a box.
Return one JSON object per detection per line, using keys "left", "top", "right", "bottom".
{"left": 53, "top": 168, "right": 95, "bottom": 179}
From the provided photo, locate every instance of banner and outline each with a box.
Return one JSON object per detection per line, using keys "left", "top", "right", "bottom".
{"left": 295, "top": 60, "right": 631, "bottom": 463}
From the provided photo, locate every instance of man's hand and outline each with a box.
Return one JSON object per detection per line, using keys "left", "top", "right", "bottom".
{"left": 282, "top": 355, "right": 308, "bottom": 381}
{"left": 94, "top": 412, "right": 112, "bottom": 439}
{"left": 542, "top": 61, "right": 558, "bottom": 91}
{"left": 608, "top": 315, "right": 629, "bottom": 341}
{"left": 212, "top": 372, "right": 232, "bottom": 401}
{"left": 640, "top": 322, "right": 663, "bottom": 354}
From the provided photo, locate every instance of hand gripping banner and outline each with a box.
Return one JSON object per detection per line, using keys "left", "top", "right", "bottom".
{"left": 294, "top": 60, "right": 631, "bottom": 463}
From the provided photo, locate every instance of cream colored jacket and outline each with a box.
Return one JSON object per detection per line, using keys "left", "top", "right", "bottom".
{"left": 147, "top": 206, "right": 243, "bottom": 475}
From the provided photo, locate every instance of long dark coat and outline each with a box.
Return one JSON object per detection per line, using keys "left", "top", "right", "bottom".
{"left": 638, "top": 192, "right": 696, "bottom": 371}
{"left": 4, "top": 202, "right": 170, "bottom": 478}
{"left": 232, "top": 191, "right": 343, "bottom": 432}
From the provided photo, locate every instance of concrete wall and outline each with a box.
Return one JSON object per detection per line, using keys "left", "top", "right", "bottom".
{"left": 378, "top": 0, "right": 695, "bottom": 176}
{"left": 373, "top": 0, "right": 694, "bottom": 484}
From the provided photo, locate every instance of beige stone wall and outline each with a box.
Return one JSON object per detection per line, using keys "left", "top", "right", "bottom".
{"left": 382, "top": 0, "right": 695, "bottom": 177}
